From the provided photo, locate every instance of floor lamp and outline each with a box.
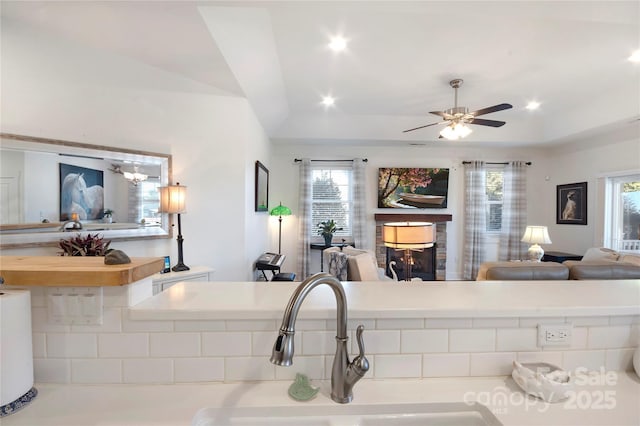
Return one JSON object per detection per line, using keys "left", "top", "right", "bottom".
{"left": 383, "top": 222, "right": 435, "bottom": 281}
{"left": 269, "top": 202, "right": 291, "bottom": 254}
{"left": 159, "top": 183, "right": 190, "bottom": 272}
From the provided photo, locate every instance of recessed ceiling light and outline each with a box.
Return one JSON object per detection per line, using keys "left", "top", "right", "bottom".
{"left": 526, "top": 101, "right": 541, "bottom": 110}
{"left": 321, "top": 96, "right": 335, "bottom": 107}
{"left": 328, "top": 36, "right": 347, "bottom": 52}
{"left": 628, "top": 49, "right": 640, "bottom": 63}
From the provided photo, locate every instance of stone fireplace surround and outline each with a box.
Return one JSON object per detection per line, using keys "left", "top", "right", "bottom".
{"left": 374, "top": 213, "right": 452, "bottom": 280}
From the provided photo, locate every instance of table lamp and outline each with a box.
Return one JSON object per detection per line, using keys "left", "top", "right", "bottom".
{"left": 383, "top": 222, "right": 435, "bottom": 281}
{"left": 270, "top": 202, "right": 291, "bottom": 254}
{"left": 521, "top": 225, "right": 552, "bottom": 262}
{"left": 158, "top": 183, "right": 189, "bottom": 272}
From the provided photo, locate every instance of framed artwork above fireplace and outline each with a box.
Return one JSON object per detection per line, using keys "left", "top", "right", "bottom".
{"left": 378, "top": 168, "right": 449, "bottom": 209}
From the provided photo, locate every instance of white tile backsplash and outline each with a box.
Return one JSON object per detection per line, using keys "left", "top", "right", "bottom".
{"left": 470, "top": 352, "right": 515, "bottom": 376}
{"left": 150, "top": 332, "right": 200, "bottom": 357}
{"left": 99, "top": 333, "right": 148, "bottom": 358}
{"left": 174, "top": 320, "right": 226, "bottom": 332}
{"left": 374, "top": 354, "right": 422, "bottom": 378}
{"left": 450, "top": 329, "right": 495, "bottom": 352}
{"left": 72, "top": 359, "right": 122, "bottom": 383}
{"left": 174, "top": 357, "right": 225, "bottom": 382}
{"left": 496, "top": 328, "right": 537, "bottom": 352}
{"left": 423, "top": 353, "right": 470, "bottom": 377}
{"left": 27, "top": 296, "right": 638, "bottom": 385}
{"left": 123, "top": 358, "right": 173, "bottom": 383}
{"left": 47, "top": 333, "right": 97, "bottom": 358}
{"left": 401, "top": 329, "right": 448, "bottom": 353}
{"left": 588, "top": 326, "right": 633, "bottom": 349}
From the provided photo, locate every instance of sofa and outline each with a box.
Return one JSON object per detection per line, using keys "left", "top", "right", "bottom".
{"left": 477, "top": 247, "right": 640, "bottom": 281}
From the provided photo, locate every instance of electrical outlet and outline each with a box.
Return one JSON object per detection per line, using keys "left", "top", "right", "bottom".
{"left": 537, "top": 323, "right": 572, "bottom": 347}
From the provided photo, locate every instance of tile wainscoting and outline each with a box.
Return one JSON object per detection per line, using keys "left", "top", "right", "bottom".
{"left": 23, "top": 285, "right": 639, "bottom": 385}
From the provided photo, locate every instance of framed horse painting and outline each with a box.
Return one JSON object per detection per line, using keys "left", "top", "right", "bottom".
{"left": 59, "top": 163, "right": 104, "bottom": 221}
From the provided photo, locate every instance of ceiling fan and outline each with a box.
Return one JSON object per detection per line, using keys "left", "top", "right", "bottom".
{"left": 403, "top": 79, "right": 512, "bottom": 140}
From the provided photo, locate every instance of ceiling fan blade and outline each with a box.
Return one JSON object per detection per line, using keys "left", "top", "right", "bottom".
{"left": 402, "top": 121, "right": 446, "bottom": 133}
{"left": 470, "top": 103, "right": 513, "bottom": 117}
{"left": 469, "top": 118, "right": 506, "bottom": 127}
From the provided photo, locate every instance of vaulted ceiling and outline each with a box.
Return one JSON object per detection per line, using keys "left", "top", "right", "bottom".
{"left": 2, "top": 1, "right": 639, "bottom": 147}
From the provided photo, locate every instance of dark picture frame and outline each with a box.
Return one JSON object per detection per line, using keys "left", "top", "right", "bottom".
{"left": 59, "top": 163, "right": 105, "bottom": 221}
{"left": 377, "top": 167, "right": 450, "bottom": 209}
{"left": 255, "top": 160, "right": 269, "bottom": 212}
{"left": 556, "top": 182, "right": 587, "bottom": 225}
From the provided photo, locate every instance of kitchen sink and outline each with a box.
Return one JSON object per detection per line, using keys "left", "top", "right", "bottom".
{"left": 192, "top": 402, "right": 502, "bottom": 426}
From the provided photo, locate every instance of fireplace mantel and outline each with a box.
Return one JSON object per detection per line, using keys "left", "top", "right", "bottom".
{"left": 374, "top": 213, "right": 452, "bottom": 222}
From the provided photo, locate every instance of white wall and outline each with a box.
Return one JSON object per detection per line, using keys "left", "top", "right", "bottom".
{"left": 0, "top": 18, "right": 272, "bottom": 280}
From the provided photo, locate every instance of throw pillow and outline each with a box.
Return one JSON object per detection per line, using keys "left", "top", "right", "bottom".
{"left": 582, "top": 247, "right": 619, "bottom": 262}
{"left": 349, "top": 253, "right": 381, "bottom": 281}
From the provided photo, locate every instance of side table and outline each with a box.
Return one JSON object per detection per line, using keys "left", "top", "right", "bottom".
{"left": 542, "top": 251, "right": 583, "bottom": 263}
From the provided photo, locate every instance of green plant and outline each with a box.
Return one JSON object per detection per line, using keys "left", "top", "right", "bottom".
{"left": 317, "top": 219, "right": 343, "bottom": 237}
{"left": 103, "top": 209, "right": 114, "bottom": 217}
{"left": 58, "top": 233, "right": 111, "bottom": 256}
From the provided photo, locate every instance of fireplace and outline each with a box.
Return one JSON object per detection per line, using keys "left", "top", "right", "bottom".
{"left": 374, "top": 213, "right": 452, "bottom": 281}
{"left": 385, "top": 245, "right": 436, "bottom": 281}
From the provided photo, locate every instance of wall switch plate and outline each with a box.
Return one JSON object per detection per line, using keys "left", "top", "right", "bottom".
{"left": 47, "top": 287, "right": 103, "bottom": 325}
{"left": 537, "top": 323, "right": 572, "bottom": 347}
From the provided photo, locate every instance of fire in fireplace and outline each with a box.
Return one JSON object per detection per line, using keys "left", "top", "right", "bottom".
{"left": 386, "top": 245, "right": 436, "bottom": 281}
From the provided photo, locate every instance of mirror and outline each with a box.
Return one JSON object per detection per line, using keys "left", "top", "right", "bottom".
{"left": 0, "top": 133, "right": 172, "bottom": 248}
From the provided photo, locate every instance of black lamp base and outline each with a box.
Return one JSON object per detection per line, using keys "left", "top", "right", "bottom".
{"left": 172, "top": 263, "right": 190, "bottom": 272}
{"left": 172, "top": 213, "right": 190, "bottom": 272}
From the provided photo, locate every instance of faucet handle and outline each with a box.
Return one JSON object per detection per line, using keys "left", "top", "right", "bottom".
{"left": 352, "top": 325, "right": 369, "bottom": 375}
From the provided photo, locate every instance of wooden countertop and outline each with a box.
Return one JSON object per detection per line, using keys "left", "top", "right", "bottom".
{"left": 0, "top": 256, "right": 164, "bottom": 286}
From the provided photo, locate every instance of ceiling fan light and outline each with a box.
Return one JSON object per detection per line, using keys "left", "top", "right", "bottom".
{"left": 440, "top": 122, "right": 472, "bottom": 140}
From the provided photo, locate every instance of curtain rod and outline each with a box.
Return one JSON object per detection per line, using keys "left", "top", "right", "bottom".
{"left": 294, "top": 158, "right": 368, "bottom": 163}
{"left": 462, "top": 161, "right": 532, "bottom": 165}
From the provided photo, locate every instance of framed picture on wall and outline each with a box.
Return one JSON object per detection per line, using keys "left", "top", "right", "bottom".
{"left": 556, "top": 181, "right": 587, "bottom": 225}
{"left": 377, "top": 167, "right": 449, "bottom": 208}
{"left": 255, "top": 160, "right": 269, "bottom": 212}
{"left": 59, "top": 163, "right": 104, "bottom": 221}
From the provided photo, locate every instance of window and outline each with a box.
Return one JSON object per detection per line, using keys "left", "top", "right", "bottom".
{"left": 310, "top": 167, "right": 353, "bottom": 242}
{"left": 486, "top": 168, "right": 504, "bottom": 232}
{"left": 605, "top": 173, "right": 640, "bottom": 251}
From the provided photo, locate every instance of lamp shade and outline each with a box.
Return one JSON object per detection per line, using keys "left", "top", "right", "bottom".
{"left": 521, "top": 226, "right": 552, "bottom": 245}
{"left": 383, "top": 222, "right": 435, "bottom": 249}
{"left": 270, "top": 203, "right": 291, "bottom": 217}
{"left": 158, "top": 184, "right": 187, "bottom": 214}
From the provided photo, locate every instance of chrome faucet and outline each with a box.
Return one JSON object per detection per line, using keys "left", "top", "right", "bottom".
{"left": 270, "top": 273, "right": 369, "bottom": 403}
{"left": 59, "top": 220, "right": 83, "bottom": 231}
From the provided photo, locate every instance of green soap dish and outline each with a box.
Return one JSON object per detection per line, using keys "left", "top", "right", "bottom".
{"left": 288, "top": 373, "right": 319, "bottom": 401}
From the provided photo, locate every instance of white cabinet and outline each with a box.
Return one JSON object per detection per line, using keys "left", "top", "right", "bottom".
{"left": 151, "top": 266, "right": 214, "bottom": 295}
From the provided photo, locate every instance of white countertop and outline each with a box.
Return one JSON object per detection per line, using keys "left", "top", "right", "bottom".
{"left": 129, "top": 279, "right": 640, "bottom": 321}
{"left": 4, "top": 373, "right": 639, "bottom": 425}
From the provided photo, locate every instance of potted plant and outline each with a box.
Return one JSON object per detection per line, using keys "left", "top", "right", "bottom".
{"left": 317, "top": 219, "right": 343, "bottom": 247}
{"left": 58, "top": 233, "right": 111, "bottom": 256}
{"left": 103, "top": 209, "right": 114, "bottom": 223}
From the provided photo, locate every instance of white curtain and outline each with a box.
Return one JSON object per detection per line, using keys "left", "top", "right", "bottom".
{"left": 499, "top": 161, "right": 528, "bottom": 261}
{"left": 297, "top": 158, "right": 312, "bottom": 280}
{"left": 463, "top": 161, "right": 487, "bottom": 280}
{"left": 352, "top": 158, "right": 367, "bottom": 250}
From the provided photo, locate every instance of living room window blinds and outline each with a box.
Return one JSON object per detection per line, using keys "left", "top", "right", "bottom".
{"left": 486, "top": 168, "right": 504, "bottom": 232}
{"left": 310, "top": 167, "right": 353, "bottom": 243}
